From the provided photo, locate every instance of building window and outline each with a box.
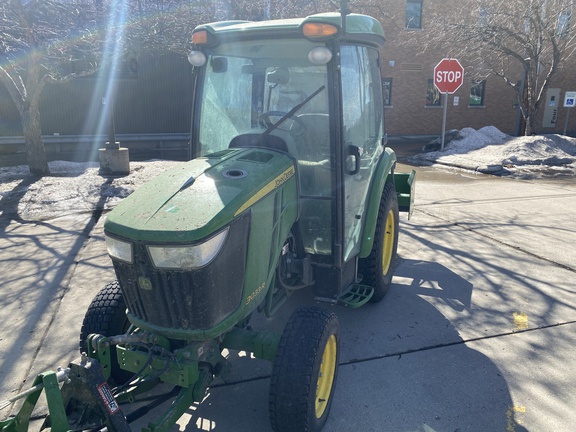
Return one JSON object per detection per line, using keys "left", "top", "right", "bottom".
{"left": 426, "top": 79, "right": 441, "bottom": 106}
{"left": 469, "top": 80, "right": 486, "bottom": 106}
{"left": 382, "top": 78, "right": 392, "bottom": 106}
{"left": 406, "top": 0, "right": 423, "bottom": 29}
{"left": 557, "top": 8, "right": 571, "bottom": 37}
{"left": 479, "top": 6, "right": 491, "bottom": 28}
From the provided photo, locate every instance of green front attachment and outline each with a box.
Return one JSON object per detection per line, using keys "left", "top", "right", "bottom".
{"left": 82, "top": 327, "right": 281, "bottom": 431}
{"left": 0, "top": 370, "right": 69, "bottom": 432}
{"left": 0, "top": 359, "right": 131, "bottom": 432}
{"left": 87, "top": 333, "right": 218, "bottom": 399}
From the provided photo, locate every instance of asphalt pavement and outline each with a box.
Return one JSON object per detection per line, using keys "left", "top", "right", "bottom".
{"left": 1, "top": 144, "right": 576, "bottom": 432}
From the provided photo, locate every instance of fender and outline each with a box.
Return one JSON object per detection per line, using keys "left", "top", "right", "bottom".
{"left": 358, "top": 147, "right": 397, "bottom": 258}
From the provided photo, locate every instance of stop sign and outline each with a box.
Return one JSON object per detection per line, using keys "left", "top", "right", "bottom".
{"left": 434, "top": 58, "right": 464, "bottom": 94}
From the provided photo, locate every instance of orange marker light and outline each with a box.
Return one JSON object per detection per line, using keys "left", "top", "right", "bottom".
{"left": 192, "top": 30, "right": 208, "bottom": 45}
{"left": 302, "top": 23, "right": 338, "bottom": 38}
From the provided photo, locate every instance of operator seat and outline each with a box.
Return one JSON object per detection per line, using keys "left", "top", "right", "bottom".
{"left": 295, "top": 113, "right": 330, "bottom": 162}
{"left": 229, "top": 129, "right": 300, "bottom": 159}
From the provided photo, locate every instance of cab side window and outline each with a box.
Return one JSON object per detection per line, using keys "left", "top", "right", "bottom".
{"left": 340, "top": 46, "right": 384, "bottom": 160}
{"left": 340, "top": 45, "right": 384, "bottom": 261}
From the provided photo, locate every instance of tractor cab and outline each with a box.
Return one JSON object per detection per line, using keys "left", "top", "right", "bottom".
{"left": 187, "top": 12, "right": 411, "bottom": 306}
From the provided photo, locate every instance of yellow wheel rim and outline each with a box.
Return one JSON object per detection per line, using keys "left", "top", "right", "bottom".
{"left": 316, "top": 334, "right": 337, "bottom": 419}
{"left": 381, "top": 209, "right": 395, "bottom": 275}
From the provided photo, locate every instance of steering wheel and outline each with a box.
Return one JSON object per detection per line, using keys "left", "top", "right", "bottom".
{"left": 258, "top": 111, "right": 307, "bottom": 132}
{"left": 259, "top": 111, "right": 309, "bottom": 151}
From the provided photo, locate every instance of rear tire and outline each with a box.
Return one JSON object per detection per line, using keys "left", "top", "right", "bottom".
{"left": 269, "top": 306, "right": 339, "bottom": 432}
{"left": 359, "top": 181, "right": 399, "bottom": 303}
{"left": 80, "top": 280, "right": 132, "bottom": 385}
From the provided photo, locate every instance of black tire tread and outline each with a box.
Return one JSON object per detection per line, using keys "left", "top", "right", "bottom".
{"left": 359, "top": 181, "right": 399, "bottom": 303}
{"left": 79, "top": 281, "right": 133, "bottom": 385}
{"left": 79, "top": 280, "right": 127, "bottom": 351}
{"left": 269, "top": 306, "right": 339, "bottom": 432}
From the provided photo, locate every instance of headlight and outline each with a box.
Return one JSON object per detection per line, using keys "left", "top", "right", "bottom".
{"left": 148, "top": 228, "right": 229, "bottom": 269}
{"left": 105, "top": 234, "right": 133, "bottom": 263}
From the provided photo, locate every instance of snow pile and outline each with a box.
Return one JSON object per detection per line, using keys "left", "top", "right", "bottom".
{"left": 501, "top": 135, "right": 576, "bottom": 166}
{"left": 423, "top": 126, "right": 510, "bottom": 154}
{"left": 412, "top": 127, "right": 576, "bottom": 177}
{"left": 454, "top": 126, "right": 511, "bottom": 151}
{"left": 476, "top": 126, "right": 511, "bottom": 143}
{"left": 0, "top": 160, "right": 184, "bottom": 221}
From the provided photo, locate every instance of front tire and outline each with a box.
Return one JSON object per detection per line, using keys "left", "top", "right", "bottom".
{"left": 269, "top": 306, "right": 340, "bottom": 432}
{"left": 79, "top": 280, "right": 132, "bottom": 385}
{"left": 359, "top": 181, "right": 399, "bottom": 303}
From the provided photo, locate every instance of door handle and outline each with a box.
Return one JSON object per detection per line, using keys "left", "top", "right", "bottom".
{"left": 346, "top": 145, "right": 361, "bottom": 175}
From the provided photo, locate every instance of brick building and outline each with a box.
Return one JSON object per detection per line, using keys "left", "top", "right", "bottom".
{"left": 1, "top": 0, "right": 574, "bottom": 139}
{"left": 376, "top": 0, "right": 576, "bottom": 136}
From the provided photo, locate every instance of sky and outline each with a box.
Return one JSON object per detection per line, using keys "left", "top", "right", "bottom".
{"left": 1, "top": 127, "right": 575, "bottom": 221}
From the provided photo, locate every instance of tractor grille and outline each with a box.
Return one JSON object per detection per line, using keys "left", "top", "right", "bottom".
{"left": 111, "top": 214, "right": 250, "bottom": 332}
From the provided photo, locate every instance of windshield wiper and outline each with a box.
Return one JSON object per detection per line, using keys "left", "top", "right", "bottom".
{"left": 260, "top": 85, "right": 326, "bottom": 139}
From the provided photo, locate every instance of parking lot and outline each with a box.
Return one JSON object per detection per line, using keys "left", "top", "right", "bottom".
{"left": 1, "top": 159, "right": 575, "bottom": 431}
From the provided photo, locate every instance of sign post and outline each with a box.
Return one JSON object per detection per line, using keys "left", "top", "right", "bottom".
{"left": 563, "top": 91, "right": 576, "bottom": 135}
{"left": 434, "top": 58, "right": 464, "bottom": 149}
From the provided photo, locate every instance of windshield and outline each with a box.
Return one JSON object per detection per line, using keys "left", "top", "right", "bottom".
{"left": 195, "top": 39, "right": 330, "bottom": 159}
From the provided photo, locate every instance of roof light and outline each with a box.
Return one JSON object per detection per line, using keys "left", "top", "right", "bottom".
{"left": 308, "top": 47, "right": 333, "bottom": 65}
{"left": 303, "top": 23, "right": 338, "bottom": 39}
{"left": 188, "top": 50, "right": 207, "bottom": 67}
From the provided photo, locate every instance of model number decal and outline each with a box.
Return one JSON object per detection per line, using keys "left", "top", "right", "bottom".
{"left": 235, "top": 166, "right": 295, "bottom": 216}
{"left": 274, "top": 166, "right": 295, "bottom": 187}
{"left": 246, "top": 282, "right": 266, "bottom": 305}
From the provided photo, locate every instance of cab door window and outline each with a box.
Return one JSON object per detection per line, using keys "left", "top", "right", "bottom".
{"left": 340, "top": 45, "right": 384, "bottom": 261}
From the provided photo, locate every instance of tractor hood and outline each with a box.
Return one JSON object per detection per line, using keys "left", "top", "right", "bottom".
{"left": 104, "top": 148, "right": 296, "bottom": 243}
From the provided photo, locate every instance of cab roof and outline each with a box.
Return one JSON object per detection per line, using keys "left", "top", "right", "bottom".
{"left": 194, "top": 12, "right": 385, "bottom": 47}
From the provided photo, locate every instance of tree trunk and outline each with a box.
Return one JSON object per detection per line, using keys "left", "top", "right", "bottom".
{"left": 524, "top": 113, "right": 535, "bottom": 136}
{"left": 22, "top": 103, "right": 50, "bottom": 177}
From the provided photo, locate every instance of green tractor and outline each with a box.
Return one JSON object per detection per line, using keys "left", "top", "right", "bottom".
{"left": 1, "top": 4, "right": 414, "bottom": 432}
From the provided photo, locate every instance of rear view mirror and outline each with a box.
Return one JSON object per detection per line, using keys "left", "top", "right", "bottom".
{"left": 211, "top": 57, "right": 228, "bottom": 73}
{"left": 266, "top": 68, "right": 289, "bottom": 85}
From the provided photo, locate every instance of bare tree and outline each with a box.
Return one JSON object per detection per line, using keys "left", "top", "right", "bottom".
{"left": 0, "top": 0, "right": 111, "bottom": 175}
{"left": 208, "top": 0, "right": 333, "bottom": 22}
{"left": 419, "top": 0, "right": 576, "bottom": 135}
{"left": 124, "top": 1, "right": 215, "bottom": 55}
{"left": 122, "top": 0, "right": 339, "bottom": 59}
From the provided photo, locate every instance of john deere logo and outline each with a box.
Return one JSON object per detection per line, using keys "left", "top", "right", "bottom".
{"left": 138, "top": 277, "right": 152, "bottom": 290}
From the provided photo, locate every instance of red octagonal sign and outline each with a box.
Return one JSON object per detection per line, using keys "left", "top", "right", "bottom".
{"left": 434, "top": 58, "right": 464, "bottom": 94}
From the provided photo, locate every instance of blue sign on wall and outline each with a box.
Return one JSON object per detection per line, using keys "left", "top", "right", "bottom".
{"left": 564, "top": 91, "right": 576, "bottom": 107}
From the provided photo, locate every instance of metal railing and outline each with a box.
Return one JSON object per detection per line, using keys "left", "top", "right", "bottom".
{"left": 0, "top": 133, "right": 192, "bottom": 164}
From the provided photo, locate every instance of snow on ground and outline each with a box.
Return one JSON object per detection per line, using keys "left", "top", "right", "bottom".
{"left": 411, "top": 126, "right": 576, "bottom": 177}
{"left": 0, "top": 160, "right": 184, "bottom": 221}
{"left": 1, "top": 127, "right": 575, "bottom": 221}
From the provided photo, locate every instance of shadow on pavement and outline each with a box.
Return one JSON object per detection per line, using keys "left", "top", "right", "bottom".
{"left": 0, "top": 176, "right": 116, "bottom": 411}
{"left": 0, "top": 176, "right": 39, "bottom": 230}
{"left": 119, "top": 257, "right": 529, "bottom": 432}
